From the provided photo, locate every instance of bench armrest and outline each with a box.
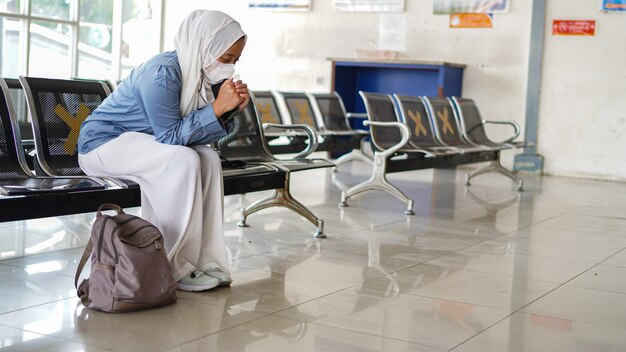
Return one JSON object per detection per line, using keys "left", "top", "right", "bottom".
{"left": 364, "top": 121, "right": 410, "bottom": 158}
{"left": 346, "top": 112, "right": 368, "bottom": 119}
{"left": 263, "top": 123, "right": 319, "bottom": 159}
{"left": 483, "top": 120, "right": 520, "bottom": 143}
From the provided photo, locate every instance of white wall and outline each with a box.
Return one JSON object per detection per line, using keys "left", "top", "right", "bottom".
{"left": 539, "top": 0, "right": 626, "bottom": 181}
{"left": 163, "top": 1, "right": 626, "bottom": 180}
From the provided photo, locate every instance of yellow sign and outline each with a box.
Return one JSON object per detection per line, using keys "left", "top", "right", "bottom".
{"left": 408, "top": 109, "right": 427, "bottom": 137}
{"left": 294, "top": 100, "right": 314, "bottom": 125}
{"left": 437, "top": 108, "right": 455, "bottom": 135}
{"left": 256, "top": 102, "right": 279, "bottom": 124}
{"left": 54, "top": 103, "right": 91, "bottom": 156}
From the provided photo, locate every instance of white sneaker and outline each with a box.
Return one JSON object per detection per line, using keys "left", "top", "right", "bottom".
{"left": 177, "top": 269, "right": 220, "bottom": 292}
{"left": 204, "top": 267, "right": 232, "bottom": 286}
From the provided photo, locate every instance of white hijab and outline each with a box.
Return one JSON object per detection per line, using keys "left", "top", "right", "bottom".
{"left": 174, "top": 10, "right": 246, "bottom": 116}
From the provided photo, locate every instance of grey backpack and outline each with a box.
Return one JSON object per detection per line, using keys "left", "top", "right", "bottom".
{"left": 75, "top": 204, "right": 177, "bottom": 313}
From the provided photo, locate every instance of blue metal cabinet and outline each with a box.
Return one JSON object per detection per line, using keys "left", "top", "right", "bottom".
{"left": 330, "top": 59, "right": 465, "bottom": 114}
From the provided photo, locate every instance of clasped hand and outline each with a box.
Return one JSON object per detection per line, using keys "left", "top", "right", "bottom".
{"left": 213, "top": 78, "right": 250, "bottom": 118}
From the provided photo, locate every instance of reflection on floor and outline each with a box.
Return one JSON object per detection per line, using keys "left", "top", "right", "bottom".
{"left": 1, "top": 160, "right": 626, "bottom": 351}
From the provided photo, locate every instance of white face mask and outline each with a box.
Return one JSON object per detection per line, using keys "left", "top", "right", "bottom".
{"left": 205, "top": 62, "right": 235, "bottom": 84}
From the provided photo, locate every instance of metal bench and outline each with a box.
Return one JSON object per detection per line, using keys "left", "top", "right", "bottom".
{"left": 0, "top": 77, "right": 330, "bottom": 238}
{"left": 338, "top": 91, "right": 507, "bottom": 214}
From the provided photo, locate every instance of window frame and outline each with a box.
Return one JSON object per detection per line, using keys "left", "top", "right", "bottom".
{"left": 0, "top": 0, "right": 164, "bottom": 81}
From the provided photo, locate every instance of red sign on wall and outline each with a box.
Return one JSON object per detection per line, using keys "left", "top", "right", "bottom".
{"left": 552, "top": 20, "right": 596, "bottom": 36}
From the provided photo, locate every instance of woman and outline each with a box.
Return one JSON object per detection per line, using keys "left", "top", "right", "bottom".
{"left": 77, "top": 10, "right": 248, "bottom": 291}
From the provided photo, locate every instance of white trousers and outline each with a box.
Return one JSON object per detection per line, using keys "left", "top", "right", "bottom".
{"left": 78, "top": 132, "right": 228, "bottom": 281}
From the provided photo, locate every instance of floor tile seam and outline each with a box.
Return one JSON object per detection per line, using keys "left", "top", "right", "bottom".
{"left": 271, "top": 315, "right": 446, "bottom": 350}
{"left": 0, "top": 312, "right": 122, "bottom": 352}
{"left": 288, "top": 217, "right": 411, "bottom": 241}
{"left": 420, "top": 245, "right": 608, "bottom": 270}
{"left": 495, "top": 310, "right": 626, "bottom": 332}
{"left": 569, "top": 197, "right": 619, "bottom": 212}
{"left": 265, "top": 284, "right": 358, "bottom": 317}
{"left": 328, "top": 223, "right": 383, "bottom": 236}
{"left": 459, "top": 247, "right": 608, "bottom": 265}
{"left": 0, "top": 296, "right": 76, "bottom": 316}
{"left": 572, "top": 211, "right": 626, "bottom": 222}
{"left": 595, "top": 247, "right": 626, "bottom": 266}
{"left": 0, "top": 262, "right": 83, "bottom": 280}
{"left": 356, "top": 240, "right": 491, "bottom": 282}
{"left": 229, "top": 243, "right": 308, "bottom": 260}
{"left": 353, "top": 234, "right": 518, "bottom": 289}
{"left": 450, "top": 248, "right": 626, "bottom": 350}
{"left": 229, "top": 262, "right": 368, "bottom": 288}
{"left": 160, "top": 285, "right": 362, "bottom": 352}
{"left": 387, "top": 230, "right": 524, "bottom": 272}
{"left": 450, "top": 305, "right": 626, "bottom": 351}
{"left": 506, "top": 204, "right": 590, "bottom": 232}
{"left": 564, "top": 282, "right": 626, "bottom": 296}
{"left": 444, "top": 247, "right": 600, "bottom": 266}
{"left": 457, "top": 206, "right": 616, "bottom": 254}
{"left": 353, "top": 283, "right": 524, "bottom": 313}
{"left": 0, "top": 298, "right": 123, "bottom": 352}
{"left": 446, "top": 310, "right": 518, "bottom": 351}
{"left": 355, "top": 233, "right": 596, "bottom": 301}
{"left": 596, "top": 262, "right": 626, "bottom": 269}
{"left": 153, "top": 305, "right": 279, "bottom": 352}
{"left": 406, "top": 263, "right": 585, "bottom": 286}
{"left": 472, "top": 240, "right": 626, "bottom": 263}
{"left": 0, "top": 247, "right": 84, "bottom": 265}
{"left": 0, "top": 262, "right": 20, "bottom": 270}
{"left": 259, "top": 287, "right": 447, "bottom": 350}
{"left": 232, "top": 241, "right": 320, "bottom": 260}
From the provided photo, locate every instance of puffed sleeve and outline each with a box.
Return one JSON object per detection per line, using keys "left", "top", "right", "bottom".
{"left": 132, "top": 64, "right": 226, "bottom": 145}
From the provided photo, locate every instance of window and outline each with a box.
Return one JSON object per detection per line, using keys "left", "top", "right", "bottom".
{"left": 0, "top": 0, "right": 163, "bottom": 81}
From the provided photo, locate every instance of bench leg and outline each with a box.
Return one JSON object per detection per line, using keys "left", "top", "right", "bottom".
{"left": 465, "top": 160, "right": 524, "bottom": 192}
{"left": 237, "top": 173, "right": 326, "bottom": 238}
{"left": 333, "top": 149, "right": 373, "bottom": 171}
{"left": 338, "top": 155, "right": 414, "bottom": 215}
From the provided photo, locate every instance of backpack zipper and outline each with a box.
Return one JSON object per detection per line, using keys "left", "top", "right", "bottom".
{"left": 123, "top": 224, "right": 158, "bottom": 238}
{"left": 110, "top": 216, "right": 143, "bottom": 264}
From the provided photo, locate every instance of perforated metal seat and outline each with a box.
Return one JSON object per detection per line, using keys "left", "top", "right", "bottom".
{"left": 393, "top": 94, "right": 459, "bottom": 156}
{"left": 19, "top": 77, "right": 106, "bottom": 176}
{"left": 0, "top": 78, "right": 105, "bottom": 197}
{"left": 251, "top": 90, "right": 311, "bottom": 155}
{"left": 18, "top": 76, "right": 139, "bottom": 189}
{"left": 216, "top": 98, "right": 334, "bottom": 237}
{"left": 422, "top": 96, "right": 491, "bottom": 154}
{"left": 308, "top": 92, "right": 368, "bottom": 134}
{"left": 451, "top": 96, "right": 528, "bottom": 149}
{"left": 3, "top": 79, "right": 32, "bottom": 141}
{"left": 308, "top": 91, "right": 372, "bottom": 169}
{"left": 277, "top": 92, "right": 325, "bottom": 132}
{"left": 450, "top": 96, "right": 525, "bottom": 191}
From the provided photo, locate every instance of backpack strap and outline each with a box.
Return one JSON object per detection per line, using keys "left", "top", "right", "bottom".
{"left": 75, "top": 239, "right": 93, "bottom": 290}
{"left": 75, "top": 206, "right": 121, "bottom": 286}
{"left": 97, "top": 203, "right": 124, "bottom": 216}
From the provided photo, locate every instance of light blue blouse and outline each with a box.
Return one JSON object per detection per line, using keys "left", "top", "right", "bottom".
{"left": 78, "top": 51, "right": 226, "bottom": 154}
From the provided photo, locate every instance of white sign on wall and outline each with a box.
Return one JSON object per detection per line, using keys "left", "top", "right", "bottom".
{"left": 249, "top": 0, "right": 311, "bottom": 11}
{"left": 335, "top": 0, "right": 405, "bottom": 12}
{"left": 379, "top": 14, "right": 406, "bottom": 51}
{"left": 433, "top": 0, "right": 509, "bottom": 14}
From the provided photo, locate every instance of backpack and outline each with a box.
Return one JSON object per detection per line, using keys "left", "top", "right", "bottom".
{"left": 75, "top": 203, "right": 177, "bottom": 313}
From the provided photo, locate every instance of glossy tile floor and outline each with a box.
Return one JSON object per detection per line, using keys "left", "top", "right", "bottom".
{"left": 1, "top": 159, "right": 626, "bottom": 351}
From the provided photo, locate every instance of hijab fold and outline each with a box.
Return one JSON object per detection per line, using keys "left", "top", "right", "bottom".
{"left": 174, "top": 10, "right": 246, "bottom": 116}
